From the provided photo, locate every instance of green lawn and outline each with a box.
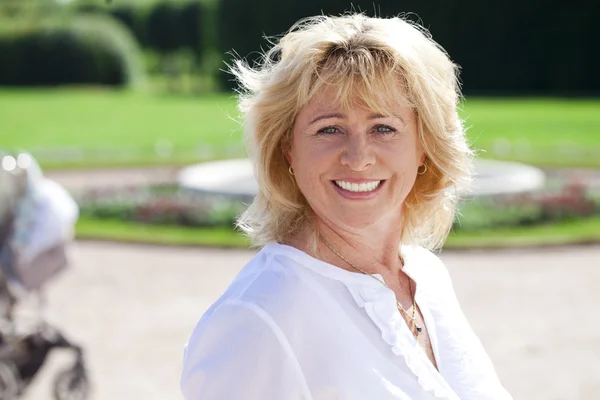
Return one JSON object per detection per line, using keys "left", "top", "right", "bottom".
{"left": 0, "top": 89, "right": 243, "bottom": 168}
{"left": 1, "top": 89, "right": 599, "bottom": 168}
{"left": 75, "top": 217, "right": 251, "bottom": 248}
{"left": 445, "top": 215, "right": 600, "bottom": 248}
{"left": 75, "top": 215, "right": 600, "bottom": 250}
{"left": 463, "top": 98, "right": 600, "bottom": 167}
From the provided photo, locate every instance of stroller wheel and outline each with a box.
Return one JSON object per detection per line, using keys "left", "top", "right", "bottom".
{"left": 0, "top": 361, "right": 20, "bottom": 400}
{"left": 52, "top": 365, "right": 89, "bottom": 400}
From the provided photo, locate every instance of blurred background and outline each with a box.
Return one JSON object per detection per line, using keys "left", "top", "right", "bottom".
{"left": 0, "top": 0, "right": 599, "bottom": 399}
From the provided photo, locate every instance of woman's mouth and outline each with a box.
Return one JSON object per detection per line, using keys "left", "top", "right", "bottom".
{"left": 333, "top": 180, "right": 383, "bottom": 193}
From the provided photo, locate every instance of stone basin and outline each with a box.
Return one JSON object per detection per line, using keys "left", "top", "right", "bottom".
{"left": 178, "top": 158, "right": 546, "bottom": 199}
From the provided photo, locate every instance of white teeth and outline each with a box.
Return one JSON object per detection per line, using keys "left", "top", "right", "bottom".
{"left": 334, "top": 180, "right": 381, "bottom": 193}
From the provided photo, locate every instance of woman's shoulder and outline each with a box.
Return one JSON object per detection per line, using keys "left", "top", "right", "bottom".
{"left": 198, "top": 243, "right": 316, "bottom": 324}
{"left": 228, "top": 243, "right": 310, "bottom": 297}
{"left": 183, "top": 243, "right": 324, "bottom": 367}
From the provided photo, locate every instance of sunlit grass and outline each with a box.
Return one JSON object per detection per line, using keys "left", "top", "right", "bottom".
{"left": 1, "top": 89, "right": 599, "bottom": 168}
{"left": 75, "top": 215, "right": 600, "bottom": 249}
{"left": 75, "top": 216, "right": 250, "bottom": 248}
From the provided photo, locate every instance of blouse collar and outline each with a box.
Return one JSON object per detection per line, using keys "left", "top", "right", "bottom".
{"left": 264, "top": 242, "right": 421, "bottom": 287}
{"left": 264, "top": 242, "right": 420, "bottom": 288}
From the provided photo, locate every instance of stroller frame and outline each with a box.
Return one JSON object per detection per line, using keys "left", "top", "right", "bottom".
{"left": 0, "top": 152, "right": 89, "bottom": 400}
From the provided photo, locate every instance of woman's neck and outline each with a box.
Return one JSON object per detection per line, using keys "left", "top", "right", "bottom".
{"left": 286, "top": 217, "right": 404, "bottom": 277}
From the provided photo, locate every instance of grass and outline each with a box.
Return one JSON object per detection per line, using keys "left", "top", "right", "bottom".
{"left": 75, "top": 216, "right": 250, "bottom": 248}
{"left": 0, "top": 89, "right": 244, "bottom": 168}
{"left": 76, "top": 215, "right": 600, "bottom": 249}
{"left": 1, "top": 89, "right": 599, "bottom": 169}
{"left": 0, "top": 89, "right": 241, "bottom": 148}
{"left": 445, "top": 215, "right": 600, "bottom": 248}
{"left": 463, "top": 98, "right": 600, "bottom": 167}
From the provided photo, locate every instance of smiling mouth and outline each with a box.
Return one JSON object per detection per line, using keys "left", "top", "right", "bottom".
{"left": 333, "top": 180, "right": 383, "bottom": 193}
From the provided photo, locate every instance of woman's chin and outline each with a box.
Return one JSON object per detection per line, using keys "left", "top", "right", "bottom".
{"left": 319, "top": 210, "right": 390, "bottom": 231}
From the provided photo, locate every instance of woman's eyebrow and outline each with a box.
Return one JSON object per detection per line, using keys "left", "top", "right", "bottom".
{"left": 368, "top": 113, "right": 407, "bottom": 125}
{"left": 308, "top": 113, "right": 346, "bottom": 126}
{"left": 308, "top": 112, "right": 406, "bottom": 126}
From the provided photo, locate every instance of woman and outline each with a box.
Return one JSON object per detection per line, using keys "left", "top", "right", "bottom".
{"left": 181, "top": 14, "right": 513, "bottom": 400}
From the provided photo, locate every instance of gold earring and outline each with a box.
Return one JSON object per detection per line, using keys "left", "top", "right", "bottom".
{"left": 417, "top": 164, "right": 428, "bottom": 175}
{"left": 288, "top": 166, "right": 295, "bottom": 176}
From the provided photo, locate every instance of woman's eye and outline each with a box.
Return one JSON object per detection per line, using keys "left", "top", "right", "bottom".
{"left": 317, "top": 126, "right": 340, "bottom": 135}
{"left": 374, "top": 125, "right": 396, "bottom": 134}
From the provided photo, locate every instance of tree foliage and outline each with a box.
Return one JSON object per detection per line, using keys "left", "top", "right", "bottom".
{"left": 216, "top": 0, "right": 600, "bottom": 94}
{"left": 0, "top": 14, "right": 144, "bottom": 87}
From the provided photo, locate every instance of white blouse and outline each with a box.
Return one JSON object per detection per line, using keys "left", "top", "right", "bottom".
{"left": 180, "top": 243, "right": 513, "bottom": 400}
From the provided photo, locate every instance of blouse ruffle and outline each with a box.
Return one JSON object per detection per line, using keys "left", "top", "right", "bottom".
{"left": 347, "top": 279, "right": 456, "bottom": 399}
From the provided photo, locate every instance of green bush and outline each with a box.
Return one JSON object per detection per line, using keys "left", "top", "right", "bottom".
{"left": 146, "top": 2, "right": 182, "bottom": 53}
{"left": 178, "top": 1, "right": 204, "bottom": 56}
{"left": 0, "top": 15, "right": 144, "bottom": 87}
{"left": 215, "top": 0, "right": 600, "bottom": 94}
{"left": 109, "top": 5, "right": 142, "bottom": 42}
{"left": 216, "top": 0, "right": 356, "bottom": 91}
{"left": 74, "top": 0, "right": 206, "bottom": 57}
{"left": 76, "top": 3, "right": 146, "bottom": 46}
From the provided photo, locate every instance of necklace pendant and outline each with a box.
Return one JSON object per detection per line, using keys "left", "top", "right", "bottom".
{"left": 415, "top": 325, "right": 422, "bottom": 338}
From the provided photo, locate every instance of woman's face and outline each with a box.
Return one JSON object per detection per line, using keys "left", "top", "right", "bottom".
{"left": 287, "top": 86, "right": 425, "bottom": 231}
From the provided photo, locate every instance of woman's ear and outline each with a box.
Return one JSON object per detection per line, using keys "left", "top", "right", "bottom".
{"left": 283, "top": 141, "right": 293, "bottom": 166}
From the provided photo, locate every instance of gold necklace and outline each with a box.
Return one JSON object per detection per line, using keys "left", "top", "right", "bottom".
{"left": 317, "top": 232, "right": 422, "bottom": 339}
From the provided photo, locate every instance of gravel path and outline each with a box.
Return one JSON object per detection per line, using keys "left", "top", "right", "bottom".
{"left": 18, "top": 241, "right": 600, "bottom": 400}
{"left": 46, "top": 167, "right": 181, "bottom": 192}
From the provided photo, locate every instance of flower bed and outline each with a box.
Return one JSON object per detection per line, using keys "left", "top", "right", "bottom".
{"left": 75, "top": 184, "right": 247, "bottom": 229}
{"left": 454, "top": 181, "right": 600, "bottom": 232}
{"left": 75, "top": 180, "right": 600, "bottom": 233}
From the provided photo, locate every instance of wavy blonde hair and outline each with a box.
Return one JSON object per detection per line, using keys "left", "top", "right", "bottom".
{"left": 231, "top": 13, "right": 473, "bottom": 250}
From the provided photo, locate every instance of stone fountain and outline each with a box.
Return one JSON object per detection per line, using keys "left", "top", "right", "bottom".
{"left": 178, "top": 158, "right": 545, "bottom": 199}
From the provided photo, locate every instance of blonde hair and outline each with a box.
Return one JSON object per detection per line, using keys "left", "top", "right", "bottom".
{"left": 231, "top": 13, "right": 473, "bottom": 250}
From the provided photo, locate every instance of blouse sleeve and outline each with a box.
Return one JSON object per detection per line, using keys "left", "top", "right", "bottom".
{"left": 180, "top": 299, "right": 312, "bottom": 400}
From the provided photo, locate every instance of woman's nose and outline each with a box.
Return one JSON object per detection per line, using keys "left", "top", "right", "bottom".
{"left": 340, "top": 135, "right": 375, "bottom": 171}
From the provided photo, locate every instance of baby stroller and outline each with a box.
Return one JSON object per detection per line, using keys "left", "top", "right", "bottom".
{"left": 0, "top": 151, "right": 89, "bottom": 400}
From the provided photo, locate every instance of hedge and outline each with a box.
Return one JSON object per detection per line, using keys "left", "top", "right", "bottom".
{"left": 76, "top": 0, "right": 206, "bottom": 56}
{"left": 216, "top": 0, "right": 600, "bottom": 94}
{"left": 0, "top": 15, "right": 144, "bottom": 87}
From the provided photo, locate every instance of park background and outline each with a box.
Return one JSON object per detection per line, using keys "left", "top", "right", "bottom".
{"left": 1, "top": 0, "right": 599, "bottom": 399}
